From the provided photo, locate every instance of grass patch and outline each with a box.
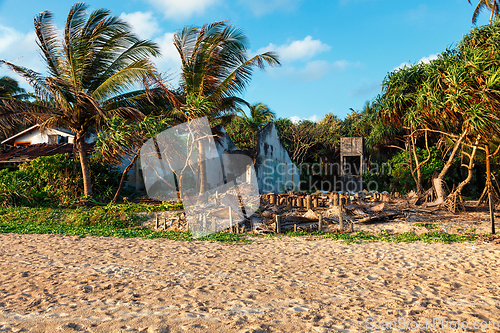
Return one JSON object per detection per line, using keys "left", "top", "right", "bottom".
{"left": 0, "top": 206, "right": 246, "bottom": 243}
{"left": 413, "top": 222, "right": 439, "bottom": 230}
{"left": 276, "top": 229, "right": 479, "bottom": 244}
{"left": 0, "top": 206, "right": 483, "bottom": 245}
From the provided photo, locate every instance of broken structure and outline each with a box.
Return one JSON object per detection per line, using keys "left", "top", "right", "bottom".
{"left": 340, "top": 137, "right": 366, "bottom": 193}
{"left": 207, "top": 122, "right": 299, "bottom": 194}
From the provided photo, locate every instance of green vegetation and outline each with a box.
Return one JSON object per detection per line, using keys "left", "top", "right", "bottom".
{"left": 0, "top": 154, "right": 121, "bottom": 207}
{"left": 0, "top": 206, "right": 251, "bottom": 243}
{"left": 0, "top": 206, "right": 480, "bottom": 244}
{"left": 272, "top": 229, "right": 478, "bottom": 244}
{"left": 413, "top": 223, "right": 439, "bottom": 230}
{"left": 1, "top": 4, "right": 500, "bottom": 242}
{"left": 0, "top": 3, "right": 160, "bottom": 197}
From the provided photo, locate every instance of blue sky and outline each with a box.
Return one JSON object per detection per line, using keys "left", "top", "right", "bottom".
{"left": 0, "top": 0, "right": 492, "bottom": 121}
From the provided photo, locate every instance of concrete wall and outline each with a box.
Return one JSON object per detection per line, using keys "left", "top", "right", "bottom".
{"left": 255, "top": 123, "right": 300, "bottom": 194}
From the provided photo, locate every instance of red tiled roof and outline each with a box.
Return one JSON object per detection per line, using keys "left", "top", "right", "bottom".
{"left": 0, "top": 143, "right": 94, "bottom": 163}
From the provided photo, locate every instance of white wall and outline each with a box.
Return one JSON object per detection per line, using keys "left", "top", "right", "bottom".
{"left": 13, "top": 128, "right": 75, "bottom": 145}
{"left": 255, "top": 123, "right": 300, "bottom": 194}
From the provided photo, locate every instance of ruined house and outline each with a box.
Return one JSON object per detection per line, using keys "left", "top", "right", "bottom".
{"left": 206, "top": 122, "right": 299, "bottom": 194}
{"left": 0, "top": 124, "right": 144, "bottom": 190}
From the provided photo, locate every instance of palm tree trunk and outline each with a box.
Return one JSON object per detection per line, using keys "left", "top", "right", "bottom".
{"left": 489, "top": 0, "right": 497, "bottom": 25}
{"left": 111, "top": 153, "right": 139, "bottom": 204}
{"left": 198, "top": 140, "right": 207, "bottom": 196}
{"left": 75, "top": 133, "right": 92, "bottom": 197}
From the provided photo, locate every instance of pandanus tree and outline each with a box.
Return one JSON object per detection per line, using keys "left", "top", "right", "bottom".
{"left": 380, "top": 62, "right": 432, "bottom": 194}
{"left": 0, "top": 3, "right": 160, "bottom": 197}
{"left": 380, "top": 21, "right": 500, "bottom": 220}
{"left": 162, "top": 21, "right": 280, "bottom": 195}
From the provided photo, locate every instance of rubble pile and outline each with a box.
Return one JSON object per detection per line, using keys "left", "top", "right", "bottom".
{"left": 149, "top": 188, "right": 492, "bottom": 235}
{"left": 253, "top": 191, "right": 406, "bottom": 234}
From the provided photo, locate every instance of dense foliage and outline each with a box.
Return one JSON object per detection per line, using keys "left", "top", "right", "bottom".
{"left": 0, "top": 154, "right": 121, "bottom": 207}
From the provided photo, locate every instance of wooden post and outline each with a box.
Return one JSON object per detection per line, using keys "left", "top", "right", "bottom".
{"left": 229, "top": 207, "right": 233, "bottom": 233}
{"left": 486, "top": 144, "right": 495, "bottom": 234}
{"left": 155, "top": 214, "right": 159, "bottom": 229}
{"left": 276, "top": 215, "right": 281, "bottom": 234}
{"left": 339, "top": 207, "right": 343, "bottom": 231}
{"left": 313, "top": 196, "right": 319, "bottom": 208}
{"left": 294, "top": 224, "right": 297, "bottom": 232}
{"left": 241, "top": 225, "right": 245, "bottom": 233}
{"left": 318, "top": 214, "right": 323, "bottom": 232}
{"left": 298, "top": 196, "right": 304, "bottom": 207}
{"left": 333, "top": 193, "right": 339, "bottom": 206}
{"left": 306, "top": 195, "right": 312, "bottom": 210}
{"left": 270, "top": 193, "right": 276, "bottom": 205}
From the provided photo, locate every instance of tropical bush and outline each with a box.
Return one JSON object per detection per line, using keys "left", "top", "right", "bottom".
{"left": 0, "top": 154, "right": 121, "bottom": 207}
{"left": 364, "top": 147, "right": 462, "bottom": 194}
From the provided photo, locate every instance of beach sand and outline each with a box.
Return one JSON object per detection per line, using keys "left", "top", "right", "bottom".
{"left": 0, "top": 233, "right": 499, "bottom": 332}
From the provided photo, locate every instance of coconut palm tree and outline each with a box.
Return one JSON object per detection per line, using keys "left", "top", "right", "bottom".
{"left": 0, "top": 3, "right": 160, "bottom": 197}
{"left": 166, "top": 21, "right": 280, "bottom": 194}
{"left": 243, "top": 103, "right": 276, "bottom": 127}
{"left": 469, "top": 0, "right": 500, "bottom": 25}
{"left": 0, "top": 76, "right": 29, "bottom": 100}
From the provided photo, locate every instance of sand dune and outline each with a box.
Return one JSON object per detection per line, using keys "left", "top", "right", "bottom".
{"left": 0, "top": 233, "right": 499, "bottom": 332}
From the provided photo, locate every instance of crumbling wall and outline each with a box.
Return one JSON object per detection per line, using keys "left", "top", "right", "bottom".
{"left": 255, "top": 123, "right": 300, "bottom": 194}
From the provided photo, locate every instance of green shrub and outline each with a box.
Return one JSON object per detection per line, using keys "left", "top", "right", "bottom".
{"left": 364, "top": 147, "right": 460, "bottom": 193}
{"left": 0, "top": 153, "right": 121, "bottom": 207}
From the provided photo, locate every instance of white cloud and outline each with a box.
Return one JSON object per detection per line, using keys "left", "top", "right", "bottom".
{"left": 153, "top": 32, "right": 182, "bottom": 83}
{"left": 290, "top": 114, "right": 318, "bottom": 123}
{"left": 242, "top": 0, "right": 302, "bottom": 16}
{"left": 392, "top": 53, "right": 439, "bottom": 72}
{"left": 120, "top": 11, "right": 159, "bottom": 39}
{"left": 146, "top": 0, "right": 218, "bottom": 19}
{"left": 419, "top": 54, "right": 439, "bottom": 64}
{"left": 0, "top": 24, "right": 41, "bottom": 91}
{"left": 257, "top": 36, "right": 331, "bottom": 63}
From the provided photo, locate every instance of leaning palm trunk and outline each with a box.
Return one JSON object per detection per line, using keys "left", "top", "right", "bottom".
{"left": 490, "top": 1, "right": 498, "bottom": 25}
{"left": 198, "top": 140, "right": 207, "bottom": 196}
{"left": 111, "top": 153, "right": 139, "bottom": 203}
{"left": 427, "top": 130, "right": 468, "bottom": 207}
{"left": 75, "top": 132, "right": 92, "bottom": 197}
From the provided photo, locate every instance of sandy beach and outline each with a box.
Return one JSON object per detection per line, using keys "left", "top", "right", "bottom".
{"left": 0, "top": 233, "right": 498, "bottom": 332}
